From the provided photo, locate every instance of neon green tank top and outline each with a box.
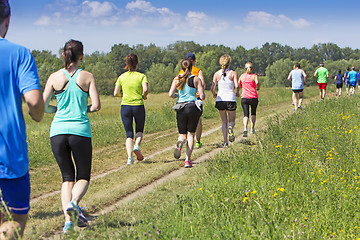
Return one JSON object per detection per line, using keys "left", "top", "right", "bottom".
{"left": 50, "top": 69, "right": 91, "bottom": 138}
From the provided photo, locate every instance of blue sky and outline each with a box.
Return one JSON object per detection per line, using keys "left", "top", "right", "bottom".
{"left": 5, "top": 0, "right": 360, "bottom": 54}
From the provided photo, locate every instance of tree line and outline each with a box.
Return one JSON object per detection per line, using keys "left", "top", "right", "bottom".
{"left": 32, "top": 41, "right": 360, "bottom": 94}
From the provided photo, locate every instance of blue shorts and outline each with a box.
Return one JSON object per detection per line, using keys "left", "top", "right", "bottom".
{"left": 0, "top": 172, "right": 30, "bottom": 215}
{"left": 350, "top": 81, "right": 357, "bottom": 87}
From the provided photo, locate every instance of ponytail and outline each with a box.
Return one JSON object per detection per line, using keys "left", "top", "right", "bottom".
{"left": 63, "top": 39, "right": 83, "bottom": 70}
{"left": 176, "top": 59, "right": 192, "bottom": 90}
{"left": 219, "top": 55, "right": 231, "bottom": 77}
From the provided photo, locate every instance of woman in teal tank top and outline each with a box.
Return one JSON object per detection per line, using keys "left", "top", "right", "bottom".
{"left": 169, "top": 59, "right": 205, "bottom": 168}
{"left": 43, "top": 40, "right": 100, "bottom": 232}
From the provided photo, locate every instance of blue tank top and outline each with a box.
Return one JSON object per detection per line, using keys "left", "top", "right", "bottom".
{"left": 291, "top": 69, "right": 304, "bottom": 90}
{"left": 50, "top": 69, "right": 91, "bottom": 138}
{"left": 177, "top": 75, "right": 197, "bottom": 103}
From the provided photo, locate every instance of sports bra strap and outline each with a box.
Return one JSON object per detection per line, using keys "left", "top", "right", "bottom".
{"left": 188, "top": 75, "right": 195, "bottom": 88}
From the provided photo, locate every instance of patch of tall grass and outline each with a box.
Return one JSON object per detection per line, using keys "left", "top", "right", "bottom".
{"left": 78, "top": 95, "right": 360, "bottom": 239}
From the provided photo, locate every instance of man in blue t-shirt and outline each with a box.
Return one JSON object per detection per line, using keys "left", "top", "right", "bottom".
{"left": 0, "top": 1, "right": 44, "bottom": 238}
{"left": 348, "top": 67, "right": 358, "bottom": 96}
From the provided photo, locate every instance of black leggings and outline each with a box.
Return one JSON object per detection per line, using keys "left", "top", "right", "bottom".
{"left": 50, "top": 134, "right": 92, "bottom": 182}
{"left": 241, "top": 98, "right": 259, "bottom": 117}
{"left": 121, "top": 105, "right": 146, "bottom": 139}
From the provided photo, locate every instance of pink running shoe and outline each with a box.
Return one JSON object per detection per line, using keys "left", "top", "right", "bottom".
{"left": 184, "top": 160, "right": 192, "bottom": 168}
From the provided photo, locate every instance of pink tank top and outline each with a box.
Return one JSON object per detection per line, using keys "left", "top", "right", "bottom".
{"left": 241, "top": 73, "right": 258, "bottom": 99}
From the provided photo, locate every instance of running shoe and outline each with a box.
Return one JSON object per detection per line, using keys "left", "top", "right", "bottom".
{"left": 174, "top": 141, "right": 183, "bottom": 159}
{"left": 250, "top": 129, "right": 255, "bottom": 134}
{"left": 298, "top": 105, "right": 302, "bottom": 110}
{"left": 66, "top": 201, "right": 88, "bottom": 227}
{"left": 133, "top": 145, "right": 144, "bottom": 161}
{"left": 195, "top": 141, "right": 202, "bottom": 149}
{"left": 228, "top": 128, "right": 235, "bottom": 142}
{"left": 223, "top": 142, "right": 229, "bottom": 148}
{"left": 184, "top": 160, "right": 192, "bottom": 168}
{"left": 127, "top": 157, "right": 134, "bottom": 165}
{"left": 243, "top": 130, "right": 248, "bottom": 137}
{"left": 63, "top": 221, "right": 74, "bottom": 233}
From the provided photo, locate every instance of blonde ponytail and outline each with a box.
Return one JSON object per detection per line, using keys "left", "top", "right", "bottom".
{"left": 245, "top": 62, "right": 253, "bottom": 74}
{"left": 219, "top": 55, "right": 231, "bottom": 76}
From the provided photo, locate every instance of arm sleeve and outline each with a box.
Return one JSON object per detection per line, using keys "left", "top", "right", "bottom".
{"left": 18, "top": 48, "right": 41, "bottom": 95}
{"left": 142, "top": 74, "right": 148, "bottom": 83}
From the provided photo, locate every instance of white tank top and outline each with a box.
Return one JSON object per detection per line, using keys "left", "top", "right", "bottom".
{"left": 216, "top": 69, "right": 236, "bottom": 102}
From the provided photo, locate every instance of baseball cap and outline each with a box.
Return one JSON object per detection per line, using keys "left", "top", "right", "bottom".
{"left": 185, "top": 52, "right": 196, "bottom": 61}
{"left": 0, "top": 0, "right": 11, "bottom": 18}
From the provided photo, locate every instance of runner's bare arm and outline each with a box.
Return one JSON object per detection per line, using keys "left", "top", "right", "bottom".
{"left": 43, "top": 74, "right": 57, "bottom": 114}
{"left": 87, "top": 74, "right": 101, "bottom": 112}
{"left": 24, "top": 89, "right": 44, "bottom": 122}
{"left": 232, "top": 71, "right": 240, "bottom": 97}
{"left": 198, "top": 70, "right": 205, "bottom": 89}
{"left": 195, "top": 77, "right": 205, "bottom": 100}
{"left": 303, "top": 70, "right": 307, "bottom": 85}
{"left": 169, "top": 77, "right": 177, "bottom": 98}
{"left": 142, "top": 82, "right": 148, "bottom": 100}
{"left": 210, "top": 71, "right": 218, "bottom": 98}
{"left": 255, "top": 74, "right": 259, "bottom": 90}
{"left": 287, "top": 71, "right": 292, "bottom": 81}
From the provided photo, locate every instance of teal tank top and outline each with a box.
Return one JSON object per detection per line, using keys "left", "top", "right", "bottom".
{"left": 50, "top": 69, "right": 91, "bottom": 138}
{"left": 177, "top": 75, "right": 197, "bottom": 103}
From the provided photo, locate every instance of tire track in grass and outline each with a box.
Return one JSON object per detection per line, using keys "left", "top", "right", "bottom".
{"left": 30, "top": 125, "right": 221, "bottom": 205}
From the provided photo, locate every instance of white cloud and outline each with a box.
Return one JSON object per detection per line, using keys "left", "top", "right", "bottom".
{"left": 125, "top": 0, "right": 174, "bottom": 15}
{"left": 34, "top": 16, "right": 51, "bottom": 26}
{"left": 81, "top": 1, "right": 116, "bottom": 18}
{"left": 244, "top": 11, "right": 310, "bottom": 29}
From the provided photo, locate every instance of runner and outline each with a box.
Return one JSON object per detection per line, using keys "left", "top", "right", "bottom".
{"left": 239, "top": 62, "right": 259, "bottom": 137}
{"left": 348, "top": 66, "right": 358, "bottom": 96}
{"left": 179, "top": 53, "right": 205, "bottom": 149}
{"left": 344, "top": 67, "right": 350, "bottom": 95}
{"left": 287, "top": 63, "right": 307, "bottom": 111}
{"left": 314, "top": 62, "right": 329, "bottom": 100}
{"left": 169, "top": 59, "right": 205, "bottom": 168}
{"left": 113, "top": 54, "right": 148, "bottom": 165}
{"left": 334, "top": 70, "right": 344, "bottom": 96}
{"left": 43, "top": 39, "right": 101, "bottom": 232}
{"left": 0, "top": 1, "right": 44, "bottom": 238}
{"left": 211, "top": 55, "right": 239, "bottom": 147}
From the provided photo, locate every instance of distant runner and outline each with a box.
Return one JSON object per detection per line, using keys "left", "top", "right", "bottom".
{"left": 239, "top": 62, "right": 259, "bottom": 137}
{"left": 43, "top": 40, "right": 101, "bottom": 232}
{"left": 348, "top": 66, "right": 358, "bottom": 96}
{"left": 179, "top": 53, "right": 205, "bottom": 149}
{"left": 334, "top": 69, "right": 344, "bottom": 97}
{"left": 114, "top": 54, "right": 148, "bottom": 165}
{"left": 211, "top": 55, "right": 239, "bottom": 147}
{"left": 287, "top": 63, "right": 307, "bottom": 111}
{"left": 344, "top": 67, "right": 350, "bottom": 95}
{"left": 314, "top": 62, "right": 329, "bottom": 100}
{"left": 169, "top": 59, "right": 205, "bottom": 168}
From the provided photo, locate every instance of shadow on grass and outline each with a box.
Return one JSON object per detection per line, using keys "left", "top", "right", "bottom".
{"left": 31, "top": 210, "right": 63, "bottom": 219}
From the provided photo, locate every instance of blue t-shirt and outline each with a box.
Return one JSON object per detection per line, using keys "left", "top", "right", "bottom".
{"left": 348, "top": 70, "right": 358, "bottom": 83}
{"left": 0, "top": 38, "right": 41, "bottom": 179}
{"left": 336, "top": 74, "right": 344, "bottom": 84}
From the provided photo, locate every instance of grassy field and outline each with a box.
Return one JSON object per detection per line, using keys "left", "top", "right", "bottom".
{"left": 52, "top": 89, "right": 360, "bottom": 240}
{"left": 19, "top": 86, "right": 329, "bottom": 239}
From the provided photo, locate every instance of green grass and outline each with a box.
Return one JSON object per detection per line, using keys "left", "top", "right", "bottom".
{"left": 61, "top": 94, "right": 360, "bottom": 239}
{"left": 25, "top": 88, "right": 320, "bottom": 168}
